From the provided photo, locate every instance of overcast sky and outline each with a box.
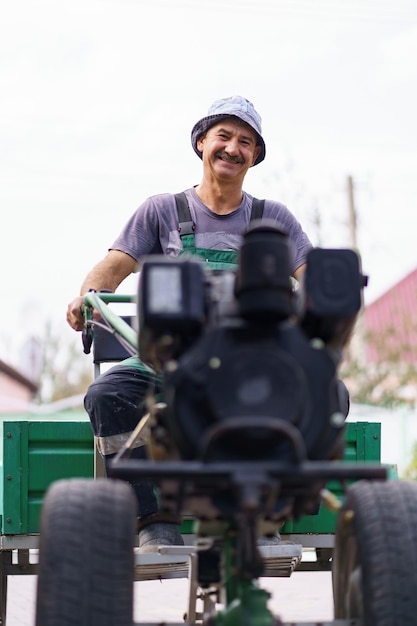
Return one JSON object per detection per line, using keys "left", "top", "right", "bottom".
{"left": 1, "top": 0, "right": 417, "bottom": 368}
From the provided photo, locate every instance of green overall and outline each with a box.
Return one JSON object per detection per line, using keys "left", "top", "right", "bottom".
{"left": 174, "top": 192, "right": 264, "bottom": 270}
{"left": 122, "top": 193, "right": 265, "bottom": 379}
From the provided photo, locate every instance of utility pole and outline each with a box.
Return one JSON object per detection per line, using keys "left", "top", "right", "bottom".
{"left": 346, "top": 175, "right": 366, "bottom": 366}
{"left": 347, "top": 175, "right": 358, "bottom": 250}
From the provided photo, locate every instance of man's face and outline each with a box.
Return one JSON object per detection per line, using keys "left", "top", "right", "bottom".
{"left": 197, "top": 119, "right": 261, "bottom": 181}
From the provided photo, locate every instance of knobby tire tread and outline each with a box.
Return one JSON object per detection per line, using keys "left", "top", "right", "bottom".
{"left": 35, "top": 478, "right": 136, "bottom": 626}
{"left": 333, "top": 479, "right": 417, "bottom": 626}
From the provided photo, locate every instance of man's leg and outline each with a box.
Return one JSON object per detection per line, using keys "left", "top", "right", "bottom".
{"left": 84, "top": 356, "right": 183, "bottom": 551}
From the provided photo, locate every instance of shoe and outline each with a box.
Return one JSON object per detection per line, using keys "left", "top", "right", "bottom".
{"left": 258, "top": 532, "right": 282, "bottom": 546}
{"left": 138, "top": 522, "right": 184, "bottom": 553}
{"left": 258, "top": 531, "right": 294, "bottom": 546}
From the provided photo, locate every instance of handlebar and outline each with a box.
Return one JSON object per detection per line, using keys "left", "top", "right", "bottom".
{"left": 81, "top": 292, "right": 137, "bottom": 355}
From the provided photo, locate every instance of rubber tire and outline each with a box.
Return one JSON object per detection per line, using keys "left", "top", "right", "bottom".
{"left": 332, "top": 479, "right": 417, "bottom": 625}
{"left": 0, "top": 569, "right": 6, "bottom": 626}
{"left": 35, "top": 478, "right": 137, "bottom": 626}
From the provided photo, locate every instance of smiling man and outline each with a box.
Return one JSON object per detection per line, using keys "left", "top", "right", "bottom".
{"left": 66, "top": 95, "right": 313, "bottom": 551}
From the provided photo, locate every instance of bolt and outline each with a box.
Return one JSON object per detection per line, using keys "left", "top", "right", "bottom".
{"left": 330, "top": 412, "right": 345, "bottom": 427}
{"left": 209, "top": 357, "right": 221, "bottom": 369}
{"left": 310, "top": 338, "right": 325, "bottom": 350}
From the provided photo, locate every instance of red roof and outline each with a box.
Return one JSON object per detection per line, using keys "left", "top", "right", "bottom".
{"left": 364, "top": 268, "right": 417, "bottom": 363}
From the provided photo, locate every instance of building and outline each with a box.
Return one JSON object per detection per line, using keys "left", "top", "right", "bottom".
{"left": 364, "top": 268, "right": 417, "bottom": 364}
{"left": 0, "top": 359, "right": 39, "bottom": 413}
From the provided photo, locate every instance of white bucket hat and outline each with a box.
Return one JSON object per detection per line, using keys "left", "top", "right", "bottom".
{"left": 191, "top": 96, "right": 266, "bottom": 166}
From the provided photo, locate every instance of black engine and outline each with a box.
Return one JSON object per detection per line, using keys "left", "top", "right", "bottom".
{"left": 137, "top": 220, "right": 365, "bottom": 473}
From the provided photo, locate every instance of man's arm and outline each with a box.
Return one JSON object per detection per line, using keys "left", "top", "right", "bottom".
{"left": 66, "top": 250, "right": 138, "bottom": 331}
{"left": 293, "top": 263, "right": 306, "bottom": 282}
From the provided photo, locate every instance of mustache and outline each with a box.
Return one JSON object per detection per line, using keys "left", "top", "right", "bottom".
{"left": 215, "top": 150, "right": 244, "bottom": 165}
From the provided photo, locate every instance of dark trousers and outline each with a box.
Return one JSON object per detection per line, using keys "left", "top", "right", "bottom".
{"left": 84, "top": 358, "right": 161, "bottom": 518}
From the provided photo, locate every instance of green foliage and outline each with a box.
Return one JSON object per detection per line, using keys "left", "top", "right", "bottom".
{"left": 403, "top": 441, "right": 417, "bottom": 481}
{"left": 340, "top": 312, "right": 417, "bottom": 409}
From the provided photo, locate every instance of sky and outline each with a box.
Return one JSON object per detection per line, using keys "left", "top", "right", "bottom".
{"left": 1, "top": 0, "right": 417, "bottom": 372}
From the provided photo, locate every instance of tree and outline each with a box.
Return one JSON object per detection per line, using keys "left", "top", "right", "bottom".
{"left": 403, "top": 441, "right": 417, "bottom": 481}
{"left": 340, "top": 315, "right": 417, "bottom": 409}
{"left": 30, "top": 320, "right": 93, "bottom": 404}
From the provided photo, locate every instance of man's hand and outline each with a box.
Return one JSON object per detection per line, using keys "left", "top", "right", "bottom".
{"left": 66, "top": 250, "right": 138, "bottom": 331}
{"left": 66, "top": 296, "right": 86, "bottom": 331}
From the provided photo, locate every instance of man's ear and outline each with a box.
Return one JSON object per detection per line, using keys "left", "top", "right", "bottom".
{"left": 197, "top": 133, "right": 207, "bottom": 153}
{"left": 252, "top": 146, "right": 261, "bottom": 165}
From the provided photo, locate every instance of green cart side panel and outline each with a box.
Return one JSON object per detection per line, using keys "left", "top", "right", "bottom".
{"left": 1, "top": 419, "right": 380, "bottom": 536}
{"left": 2, "top": 421, "right": 94, "bottom": 534}
{"left": 281, "top": 421, "right": 381, "bottom": 535}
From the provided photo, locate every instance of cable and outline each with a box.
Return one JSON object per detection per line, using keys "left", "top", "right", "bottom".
{"left": 88, "top": 318, "right": 138, "bottom": 357}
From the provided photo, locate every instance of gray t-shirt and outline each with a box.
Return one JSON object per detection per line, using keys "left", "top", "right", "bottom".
{"left": 110, "top": 187, "right": 312, "bottom": 275}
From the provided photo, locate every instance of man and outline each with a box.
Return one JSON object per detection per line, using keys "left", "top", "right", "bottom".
{"left": 66, "top": 96, "right": 313, "bottom": 551}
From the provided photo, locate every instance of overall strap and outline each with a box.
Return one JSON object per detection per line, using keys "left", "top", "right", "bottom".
{"left": 250, "top": 197, "right": 265, "bottom": 221}
{"left": 176, "top": 192, "right": 264, "bottom": 231}
{"left": 173, "top": 192, "right": 265, "bottom": 271}
{"left": 175, "top": 192, "right": 195, "bottom": 237}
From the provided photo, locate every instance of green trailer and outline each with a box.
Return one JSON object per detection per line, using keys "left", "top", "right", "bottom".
{"left": 0, "top": 414, "right": 380, "bottom": 536}
{"left": 0, "top": 413, "right": 383, "bottom": 624}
